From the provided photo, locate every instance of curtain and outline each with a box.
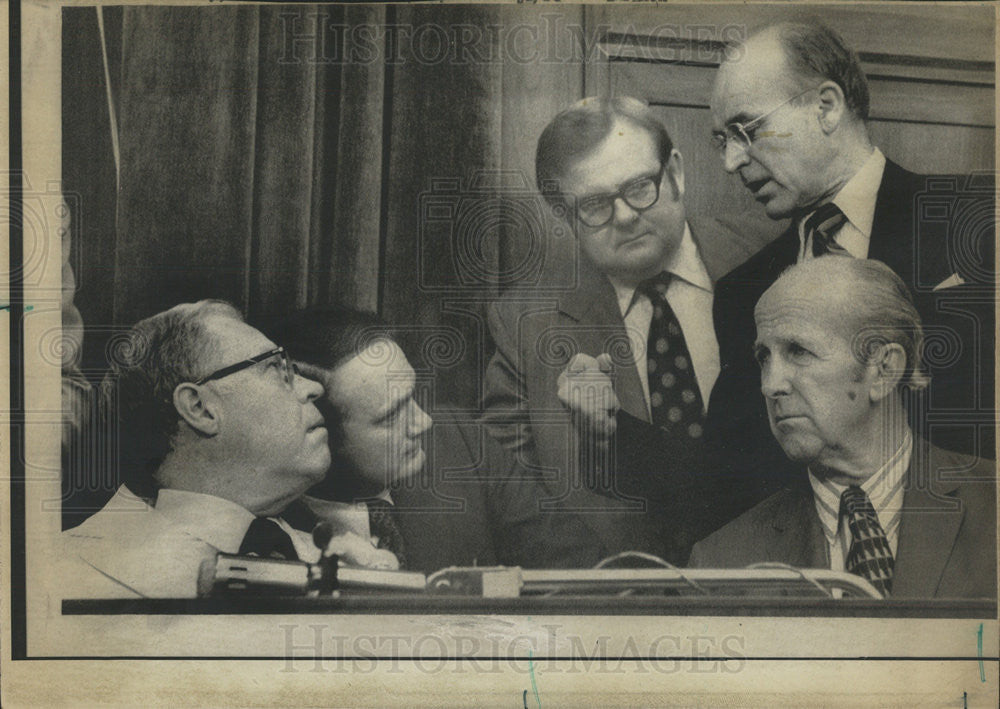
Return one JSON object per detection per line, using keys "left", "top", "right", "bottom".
{"left": 69, "top": 3, "right": 585, "bottom": 407}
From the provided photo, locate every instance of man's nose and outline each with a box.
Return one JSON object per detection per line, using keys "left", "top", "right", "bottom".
{"left": 295, "top": 373, "right": 324, "bottom": 403}
{"left": 408, "top": 400, "right": 433, "bottom": 437}
{"left": 723, "top": 140, "right": 751, "bottom": 174}
{"left": 611, "top": 196, "right": 641, "bottom": 225}
{"left": 760, "top": 358, "right": 792, "bottom": 399}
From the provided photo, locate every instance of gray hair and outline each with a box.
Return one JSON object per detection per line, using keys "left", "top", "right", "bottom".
{"left": 767, "top": 258, "right": 929, "bottom": 391}
{"left": 770, "top": 21, "right": 871, "bottom": 121}
{"left": 103, "top": 299, "right": 243, "bottom": 496}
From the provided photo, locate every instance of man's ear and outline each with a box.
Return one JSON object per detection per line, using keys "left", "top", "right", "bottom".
{"left": 868, "top": 343, "right": 907, "bottom": 403}
{"left": 665, "top": 148, "right": 685, "bottom": 198}
{"left": 173, "top": 382, "right": 221, "bottom": 436}
{"left": 816, "top": 80, "right": 847, "bottom": 134}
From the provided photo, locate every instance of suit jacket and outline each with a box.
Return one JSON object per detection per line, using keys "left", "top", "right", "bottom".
{"left": 689, "top": 443, "right": 997, "bottom": 600}
{"left": 392, "top": 419, "right": 605, "bottom": 573}
{"left": 283, "top": 419, "right": 607, "bottom": 575}
{"left": 708, "top": 161, "right": 996, "bottom": 516}
{"left": 482, "top": 215, "right": 779, "bottom": 561}
{"left": 62, "top": 486, "right": 311, "bottom": 598}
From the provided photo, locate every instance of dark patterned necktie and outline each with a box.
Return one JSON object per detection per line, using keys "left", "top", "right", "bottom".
{"left": 368, "top": 499, "right": 406, "bottom": 569}
{"left": 803, "top": 202, "right": 849, "bottom": 257}
{"left": 239, "top": 517, "right": 299, "bottom": 560}
{"left": 840, "top": 486, "right": 894, "bottom": 596}
{"left": 637, "top": 272, "right": 705, "bottom": 440}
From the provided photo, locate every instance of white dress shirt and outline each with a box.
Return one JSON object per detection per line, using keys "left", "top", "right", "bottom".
{"left": 609, "top": 223, "right": 719, "bottom": 415}
{"left": 807, "top": 428, "right": 911, "bottom": 573}
{"left": 300, "top": 490, "right": 394, "bottom": 550}
{"left": 155, "top": 488, "right": 320, "bottom": 562}
{"left": 799, "top": 148, "right": 886, "bottom": 261}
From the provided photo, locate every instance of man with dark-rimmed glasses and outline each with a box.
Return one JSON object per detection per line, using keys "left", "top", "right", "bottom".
{"left": 482, "top": 96, "right": 776, "bottom": 564}
{"left": 62, "top": 300, "right": 334, "bottom": 598}
{"left": 705, "top": 21, "right": 995, "bottom": 520}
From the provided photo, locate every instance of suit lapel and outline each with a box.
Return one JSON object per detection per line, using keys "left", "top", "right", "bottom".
{"left": 764, "top": 480, "right": 829, "bottom": 567}
{"left": 868, "top": 161, "right": 952, "bottom": 289}
{"left": 556, "top": 259, "right": 648, "bottom": 422}
{"left": 868, "top": 160, "right": 913, "bottom": 282}
{"left": 892, "top": 443, "right": 965, "bottom": 598}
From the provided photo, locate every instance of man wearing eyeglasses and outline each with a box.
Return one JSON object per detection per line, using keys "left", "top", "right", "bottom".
{"left": 705, "top": 21, "right": 995, "bottom": 514}
{"left": 62, "top": 300, "right": 335, "bottom": 598}
{"left": 482, "top": 97, "right": 776, "bottom": 563}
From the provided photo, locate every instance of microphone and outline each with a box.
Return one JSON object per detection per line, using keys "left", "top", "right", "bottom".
{"left": 312, "top": 521, "right": 335, "bottom": 552}
{"left": 197, "top": 524, "right": 340, "bottom": 597}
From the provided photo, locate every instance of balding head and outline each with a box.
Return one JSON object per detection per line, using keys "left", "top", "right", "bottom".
{"left": 721, "top": 23, "right": 870, "bottom": 122}
{"left": 711, "top": 22, "right": 873, "bottom": 219}
{"left": 757, "top": 258, "right": 927, "bottom": 390}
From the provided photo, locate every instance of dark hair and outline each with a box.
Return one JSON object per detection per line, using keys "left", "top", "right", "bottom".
{"left": 262, "top": 307, "right": 401, "bottom": 500}
{"left": 535, "top": 96, "right": 674, "bottom": 205}
{"left": 262, "top": 306, "right": 398, "bottom": 438}
{"left": 263, "top": 306, "right": 397, "bottom": 374}
{"left": 103, "top": 300, "right": 243, "bottom": 498}
{"left": 772, "top": 21, "right": 870, "bottom": 121}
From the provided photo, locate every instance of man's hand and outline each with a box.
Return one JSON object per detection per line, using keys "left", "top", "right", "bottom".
{"left": 557, "top": 353, "right": 619, "bottom": 443}
{"left": 319, "top": 531, "right": 400, "bottom": 570}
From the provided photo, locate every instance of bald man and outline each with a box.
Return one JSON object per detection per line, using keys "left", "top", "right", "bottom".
{"left": 691, "top": 259, "right": 995, "bottom": 600}
{"left": 705, "top": 21, "right": 995, "bottom": 516}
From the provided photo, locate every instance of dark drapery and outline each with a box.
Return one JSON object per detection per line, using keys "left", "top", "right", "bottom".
{"left": 68, "top": 3, "right": 585, "bottom": 410}
{"left": 62, "top": 4, "right": 585, "bottom": 523}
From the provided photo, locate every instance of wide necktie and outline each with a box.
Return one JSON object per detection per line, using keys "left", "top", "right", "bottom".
{"left": 840, "top": 486, "right": 894, "bottom": 596}
{"left": 367, "top": 499, "right": 406, "bottom": 569}
{"left": 803, "top": 202, "right": 849, "bottom": 258}
{"left": 239, "top": 517, "right": 299, "bottom": 561}
{"left": 637, "top": 272, "right": 705, "bottom": 439}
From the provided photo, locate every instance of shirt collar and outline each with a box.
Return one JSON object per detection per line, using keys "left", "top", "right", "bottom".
{"left": 299, "top": 489, "right": 393, "bottom": 540}
{"left": 609, "top": 223, "right": 712, "bottom": 316}
{"left": 153, "top": 488, "right": 256, "bottom": 554}
{"left": 832, "top": 147, "right": 885, "bottom": 241}
{"left": 808, "top": 428, "right": 912, "bottom": 544}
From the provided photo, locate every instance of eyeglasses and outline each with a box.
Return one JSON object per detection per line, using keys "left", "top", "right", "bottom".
{"left": 194, "top": 346, "right": 296, "bottom": 388}
{"left": 711, "top": 85, "right": 820, "bottom": 155}
{"left": 576, "top": 167, "right": 664, "bottom": 228}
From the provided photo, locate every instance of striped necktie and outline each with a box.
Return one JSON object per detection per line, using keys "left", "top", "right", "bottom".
{"left": 803, "top": 202, "right": 849, "bottom": 257}
{"left": 840, "top": 486, "right": 894, "bottom": 596}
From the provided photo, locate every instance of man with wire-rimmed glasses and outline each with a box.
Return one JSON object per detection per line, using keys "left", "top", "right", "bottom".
{"left": 482, "top": 96, "right": 775, "bottom": 565}
{"left": 62, "top": 300, "right": 337, "bottom": 598}
{"left": 705, "top": 21, "right": 995, "bottom": 521}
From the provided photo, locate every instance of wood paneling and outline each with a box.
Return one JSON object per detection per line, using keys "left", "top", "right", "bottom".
{"left": 587, "top": 4, "right": 994, "bottom": 63}
{"left": 584, "top": 5, "right": 994, "bottom": 220}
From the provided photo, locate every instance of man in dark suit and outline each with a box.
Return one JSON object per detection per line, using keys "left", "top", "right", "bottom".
{"left": 707, "top": 22, "right": 995, "bottom": 511}
{"left": 691, "top": 259, "right": 996, "bottom": 600}
{"left": 268, "top": 308, "right": 603, "bottom": 574}
{"left": 482, "top": 97, "right": 776, "bottom": 563}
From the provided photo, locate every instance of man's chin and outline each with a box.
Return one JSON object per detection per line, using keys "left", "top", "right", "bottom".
{"left": 391, "top": 449, "right": 426, "bottom": 485}
{"left": 759, "top": 193, "right": 798, "bottom": 220}
{"left": 774, "top": 433, "right": 820, "bottom": 464}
